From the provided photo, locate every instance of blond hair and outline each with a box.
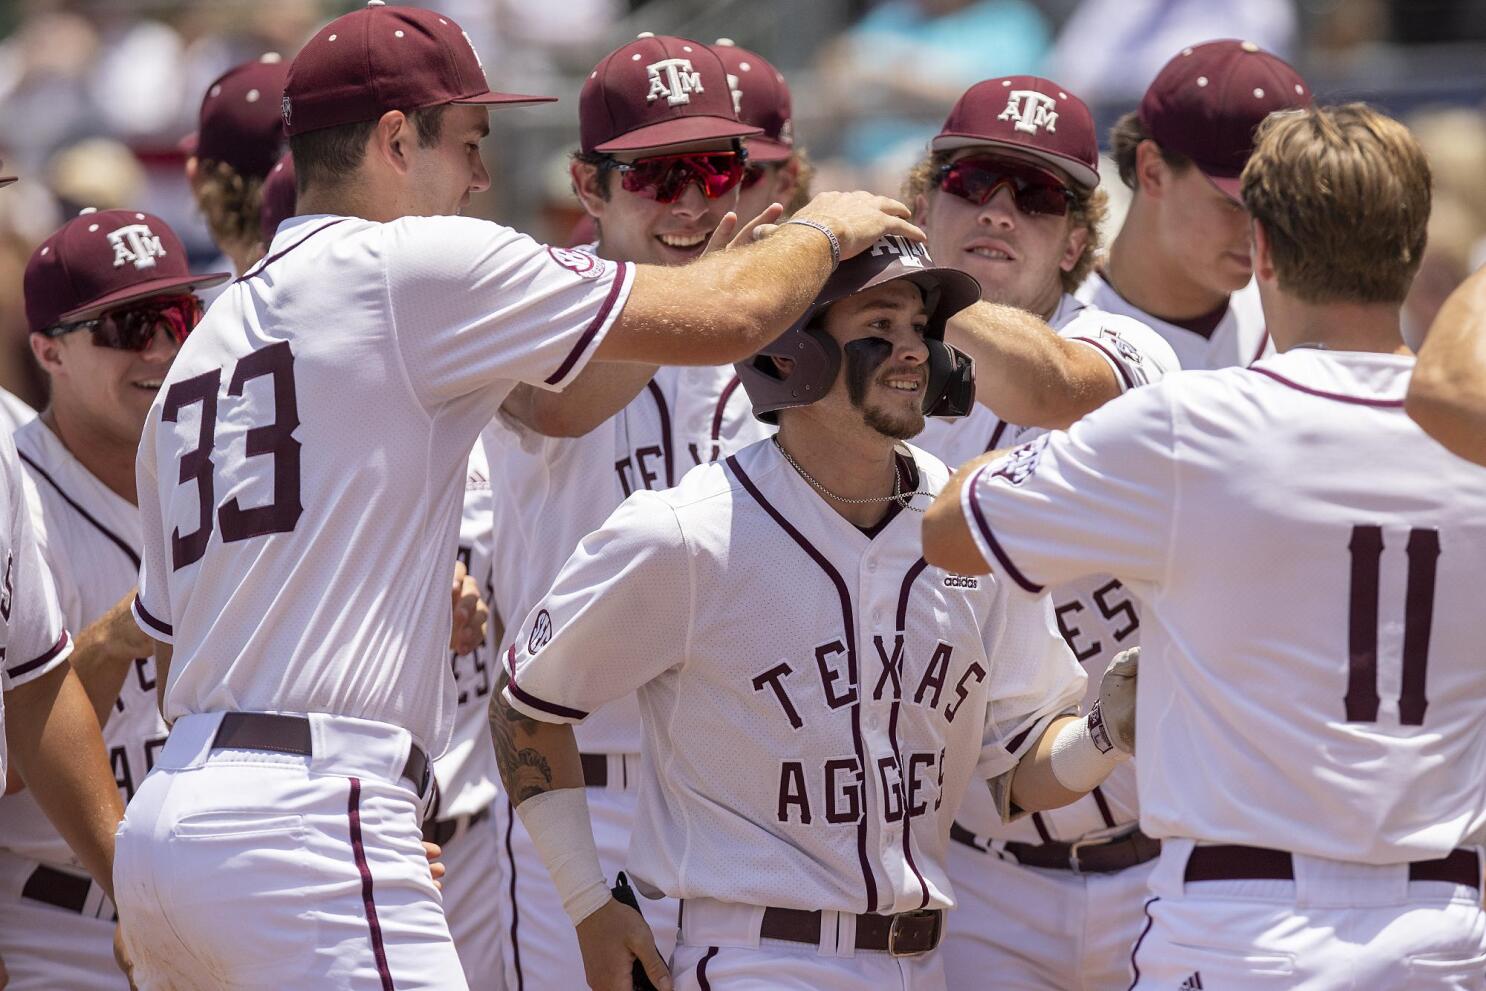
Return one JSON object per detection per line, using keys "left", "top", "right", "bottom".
{"left": 902, "top": 149, "right": 1108, "bottom": 294}
{"left": 194, "top": 159, "right": 267, "bottom": 251}
{"left": 1242, "top": 104, "right": 1430, "bottom": 304}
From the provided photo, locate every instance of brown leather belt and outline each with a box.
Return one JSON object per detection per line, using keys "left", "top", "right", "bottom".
{"left": 759, "top": 907, "right": 943, "bottom": 956}
{"left": 22, "top": 864, "right": 114, "bottom": 919}
{"left": 421, "top": 805, "right": 491, "bottom": 846}
{"left": 1185, "top": 845, "right": 1481, "bottom": 888}
{"left": 212, "top": 712, "right": 430, "bottom": 793}
{"left": 950, "top": 822, "right": 1161, "bottom": 874}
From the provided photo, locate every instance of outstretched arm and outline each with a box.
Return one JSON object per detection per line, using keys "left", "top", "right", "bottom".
{"left": 501, "top": 363, "right": 658, "bottom": 439}
{"left": 1407, "top": 265, "right": 1486, "bottom": 466}
{"left": 64, "top": 590, "right": 154, "bottom": 728}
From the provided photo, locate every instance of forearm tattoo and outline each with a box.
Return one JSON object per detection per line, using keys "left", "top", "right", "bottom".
{"left": 490, "top": 673, "right": 558, "bottom": 804}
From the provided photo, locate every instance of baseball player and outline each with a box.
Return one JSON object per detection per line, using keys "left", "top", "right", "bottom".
{"left": 927, "top": 104, "right": 1486, "bottom": 990}
{"left": 1407, "top": 264, "right": 1486, "bottom": 466}
{"left": 259, "top": 153, "right": 297, "bottom": 246}
{"left": 0, "top": 208, "right": 226, "bottom": 990}
{"left": 1077, "top": 40, "right": 1311, "bottom": 370}
{"left": 712, "top": 40, "right": 812, "bottom": 220}
{"left": 184, "top": 54, "right": 290, "bottom": 281}
{"left": 493, "top": 239, "right": 1138, "bottom": 991}
{"left": 484, "top": 34, "right": 771, "bottom": 988}
{"left": 115, "top": 3, "right": 925, "bottom": 987}
{"left": 902, "top": 76, "right": 1178, "bottom": 989}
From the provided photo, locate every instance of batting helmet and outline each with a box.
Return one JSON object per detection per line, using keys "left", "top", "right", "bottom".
{"left": 737, "top": 234, "right": 979, "bottom": 423}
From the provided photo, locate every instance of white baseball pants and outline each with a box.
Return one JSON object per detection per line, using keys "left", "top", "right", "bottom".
{"left": 114, "top": 711, "right": 466, "bottom": 990}
{"left": 672, "top": 898, "right": 945, "bottom": 990}
{"left": 1130, "top": 839, "right": 1486, "bottom": 990}
{"left": 0, "top": 851, "right": 123, "bottom": 989}
{"left": 942, "top": 836, "right": 1155, "bottom": 990}
{"left": 437, "top": 806, "right": 506, "bottom": 991}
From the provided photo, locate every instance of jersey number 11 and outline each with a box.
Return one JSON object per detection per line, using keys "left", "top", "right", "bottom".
{"left": 1345, "top": 524, "right": 1438, "bottom": 727}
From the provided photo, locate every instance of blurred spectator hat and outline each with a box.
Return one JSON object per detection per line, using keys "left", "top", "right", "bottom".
{"left": 183, "top": 53, "right": 291, "bottom": 179}
{"left": 580, "top": 33, "right": 761, "bottom": 154}
{"left": 0, "top": 161, "right": 14, "bottom": 188}
{"left": 24, "top": 209, "right": 229, "bottom": 333}
{"left": 283, "top": 1, "right": 555, "bottom": 137}
{"left": 259, "top": 154, "right": 297, "bottom": 245}
{"left": 1139, "top": 39, "right": 1311, "bottom": 199}
{"left": 932, "top": 76, "right": 1099, "bottom": 189}
{"left": 711, "top": 39, "right": 794, "bottom": 163}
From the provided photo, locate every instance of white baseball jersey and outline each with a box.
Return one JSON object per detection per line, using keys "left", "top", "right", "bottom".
{"left": 431, "top": 444, "right": 499, "bottom": 819}
{"left": 1078, "top": 272, "right": 1272, "bottom": 370}
{"left": 1, "top": 419, "right": 165, "bottom": 865}
{"left": 134, "top": 214, "right": 633, "bottom": 753}
{"left": 0, "top": 387, "right": 35, "bottom": 434}
{"left": 0, "top": 429, "right": 73, "bottom": 780}
{"left": 961, "top": 348, "right": 1486, "bottom": 864}
{"left": 504, "top": 439, "right": 1085, "bottom": 913}
{"left": 482, "top": 362, "right": 768, "bottom": 755}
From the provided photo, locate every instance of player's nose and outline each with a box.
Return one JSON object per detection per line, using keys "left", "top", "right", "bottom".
{"left": 668, "top": 181, "right": 713, "bottom": 219}
{"left": 978, "top": 184, "right": 1019, "bottom": 228}
{"left": 139, "top": 326, "right": 180, "bottom": 363}
{"left": 469, "top": 156, "right": 492, "bottom": 195}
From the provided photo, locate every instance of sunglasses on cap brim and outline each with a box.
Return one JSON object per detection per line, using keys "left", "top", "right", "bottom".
{"left": 937, "top": 155, "right": 1075, "bottom": 217}
{"left": 612, "top": 150, "right": 749, "bottom": 204}
{"left": 43, "top": 293, "right": 204, "bottom": 351}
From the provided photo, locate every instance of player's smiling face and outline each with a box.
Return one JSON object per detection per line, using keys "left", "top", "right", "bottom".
{"left": 572, "top": 138, "right": 740, "bottom": 266}
{"left": 922, "top": 149, "right": 1085, "bottom": 319}
{"left": 404, "top": 104, "right": 493, "bottom": 217}
{"left": 1157, "top": 165, "right": 1254, "bottom": 294}
{"left": 816, "top": 280, "right": 931, "bottom": 440}
{"left": 41, "top": 308, "right": 181, "bottom": 444}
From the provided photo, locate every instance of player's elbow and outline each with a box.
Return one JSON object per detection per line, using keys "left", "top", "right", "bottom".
{"left": 921, "top": 496, "right": 990, "bottom": 576}
{"left": 1405, "top": 366, "right": 1486, "bottom": 465}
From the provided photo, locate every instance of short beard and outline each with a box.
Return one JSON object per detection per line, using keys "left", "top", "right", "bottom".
{"left": 862, "top": 403, "right": 925, "bottom": 440}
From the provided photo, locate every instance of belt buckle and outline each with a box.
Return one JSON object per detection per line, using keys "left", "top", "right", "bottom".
{"left": 887, "top": 909, "right": 941, "bottom": 958}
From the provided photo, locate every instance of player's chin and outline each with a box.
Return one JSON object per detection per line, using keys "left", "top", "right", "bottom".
{"left": 863, "top": 400, "right": 926, "bottom": 441}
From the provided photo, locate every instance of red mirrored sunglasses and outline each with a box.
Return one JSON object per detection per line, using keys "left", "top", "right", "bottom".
{"left": 613, "top": 151, "right": 747, "bottom": 204}
{"left": 937, "top": 155, "right": 1075, "bottom": 217}
{"left": 45, "top": 293, "right": 204, "bottom": 351}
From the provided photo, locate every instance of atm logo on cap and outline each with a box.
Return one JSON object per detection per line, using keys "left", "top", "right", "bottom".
{"left": 998, "top": 90, "right": 1058, "bottom": 136}
{"left": 869, "top": 234, "right": 931, "bottom": 269}
{"left": 646, "top": 58, "right": 703, "bottom": 106}
{"left": 107, "top": 224, "right": 167, "bottom": 270}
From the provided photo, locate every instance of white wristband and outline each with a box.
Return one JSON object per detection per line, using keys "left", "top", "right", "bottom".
{"left": 514, "top": 788, "right": 611, "bottom": 925}
{"left": 1049, "top": 711, "right": 1129, "bottom": 793}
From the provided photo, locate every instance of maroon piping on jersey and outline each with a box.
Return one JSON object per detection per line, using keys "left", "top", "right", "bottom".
{"left": 708, "top": 376, "right": 744, "bottom": 464}
{"left": 347, "top": 777, "right": 396, "bottom": 991}
{"left": 1070, "top": 336, "right": 1137, "bottom": 391}
{"left": 1249, "top": 367, "right": 1406, "bottom": 408}
{"left": 134, "top": 595, "right": 173, "bottom": 637}
{"left": 1250, "top": 330, "right": 1271, "bottom": 365}
{"left": 544, "top": 261, "right": 631, "bottom": 387}
{"left": 18, "top": 450, "right": 140, "bottom": 568}
{"left": 237, "top": 219, "right": 350, "bottom": 283}
{"left": 503, "top": 800, "right": 526, "bottom": 990}
{"left": 644, "top": 380, "right": 676, "bottom": 487}
{"left": 965, "top": 466, "right": 1045, "bottom": 594}
{"left": 726, "top": 454, "right": 882, "bottom": 912}
{"left": 984, "top": 419, "right": 1010, "bottom": 454}
{"left": 6, "top": 630, "right": 70, "bottom": 679}
{"left": 892, "top": 557, "right": 933, "bottom": 908}
{"left": 503, "top": 645, "right": 589, "bottom": 721}
{"left": 696, "top": 946, "right": 718, "bottom": 989}
{"left": 1126, "top": 897, "right": 1159, "bottom": 991}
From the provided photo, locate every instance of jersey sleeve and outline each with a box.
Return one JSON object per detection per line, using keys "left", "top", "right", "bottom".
{"left": 17, "top": 471, "right": 81, "bottom": 632}
{"left": 1066, "top": 313, "right": 1181, "bottom": 393}
{"left": 960, "top": 379, "right": 1177, "bottom": 595}
{"left": 502, "top": 490, "right": 691, "bottom": 724}
{"left": 976, "top": 582, "right": 1086, "bottom": 819}
{"left": 0, "top": 438, "right": 71, "bottom": 691}
{"left": 384, "top": 217, "right": 635, "bottom": 407}
{"left": 132, "top": 415, "right": 173, "bottom": 644}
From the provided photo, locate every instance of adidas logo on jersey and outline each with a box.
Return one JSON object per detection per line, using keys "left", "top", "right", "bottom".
{"left": 943, "top": 573, "right": 979, "bottom": 590}
{"left": 1179, "top": 973, "right": 1204, "bottom": 990}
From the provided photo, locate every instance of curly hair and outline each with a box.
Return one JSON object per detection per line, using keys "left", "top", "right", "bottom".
{"left": 902, "top": 149, "right": 1108, "bottom": 294}
{"left": 193, "top": 159, "right": 267, "bottom": 251}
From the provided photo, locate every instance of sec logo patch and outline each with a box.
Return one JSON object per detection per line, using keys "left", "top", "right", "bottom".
{"left": 528, "top": 609, "right": 553, "bottom": 653}
{"left": 547, "top": 246, "right": 605, "bottom": 280}
{"left": 990, "top": 435, "right": 1049, "bottom": 487}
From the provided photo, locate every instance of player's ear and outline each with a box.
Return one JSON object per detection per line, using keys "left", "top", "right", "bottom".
{"left": 772, "top": 158, "right": 802, "bottom": 211}
{"left": 372, "top": 110, "right": 415, "bottom": 176}
{"left": 570, "top": 160, "right": 608, "bottom": 221}
{"left": 184, "top": 155, "right": 200, "bottom": 188}
{"left": 29, "top": 331, "right": 63, "bottom": 375}
{"left": 1250, "top": 218, "right": 1274, "bottom": 283}
{"left": 911, "top": 191, "right": 929, "bottom": 225}
{"left": 1134, "top": 140, "right": 1167, "bottom": 198}
{"left": 1060, "top": 218, "right": 1090, "bottom": 274}
{"left": 770, "top": 354, "right": 796, "bottom": 378}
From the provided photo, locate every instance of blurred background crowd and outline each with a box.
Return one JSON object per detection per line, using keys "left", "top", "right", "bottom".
{"left": 0, "top": 0, "right": 1482, "bottom": 410}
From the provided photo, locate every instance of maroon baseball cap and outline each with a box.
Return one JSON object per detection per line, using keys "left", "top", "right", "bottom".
{"left": 933, "top": 76, "right": 1099, "bottom": 190}
{"left": 283, "top": 1, "right": 555, "bottom": 138}
{"left": 183, "top": 54, "right": 290, "bottom": 179}
{"left": 259, "top": 153, "right": 297, "bottom": 245}
{"left": 1139, "top": 39, "right": 1311, "bottom": 199}
{"left": 580, "top": 33, "right": 761, "bottom": 154}
{"left": 24, "top": 209, "right": 229, "bottom": 333}
{"left": 711, "top": 40, "right": 794, "bottom": 163}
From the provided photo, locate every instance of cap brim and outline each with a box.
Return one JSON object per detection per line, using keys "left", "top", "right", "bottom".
{"left": 58, "top": 272, "right": 232, "bottom": 323}
{"left": 931, "top": 133, "right": 1099, "bottom": 190}
{"left": 595, "top": 117, "right": 763, "bottom": 154}
{"left": 902, "top": 266, "right": 983, "bottom": 322}
{"left": 1203, "top": 171, "right": 1244, "bottom": 202}
{"left": 450, "top": 90, "right": 558, "bottom": 107}
{"left": 743, "top": 136, "right": 794, "bottom": 163}
{"left": 0, "top": 177, "right": 15, "bottom": 188}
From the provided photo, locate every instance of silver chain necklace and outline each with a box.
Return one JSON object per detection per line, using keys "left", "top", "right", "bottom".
{"left": 772, "top": 437, "right": 928, "bottom": 513}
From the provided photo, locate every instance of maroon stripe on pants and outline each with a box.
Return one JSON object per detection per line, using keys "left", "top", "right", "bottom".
{"left": 1126, "top": 897, "right": 1158, "bottom": 990}
{"left": 348, "top": 777, "right": 396, "bottom": 991}
{"left": 504, "top": 800, "right": 525, "bottom": 991}
{"left": 696, "top": 946, "right": 719, "bottom": 990}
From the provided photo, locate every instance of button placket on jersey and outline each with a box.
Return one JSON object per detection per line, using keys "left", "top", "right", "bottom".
{"left": 858, "top": 547, "right": 904, "bottom": 878}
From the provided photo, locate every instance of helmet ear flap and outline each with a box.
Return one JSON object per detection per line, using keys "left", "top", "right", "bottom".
{"left": 743, "top": 323, "right": 843, "bottom": 424}
{"left": 923, "top": 340, "right": 975, "bottom": 418}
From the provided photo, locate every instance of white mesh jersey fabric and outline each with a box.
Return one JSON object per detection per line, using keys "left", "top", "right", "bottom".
{"left": 964, "top": 348, "right": 1486, "bottom": 863}
{"left": 506, "top": 439, "right": 1085, "bottom": 912}
{"left": 134, "top": 214, "right": 632, "bottom": 753}
{"left": 1078, "top": 272, "right": 1272, "bottom": 370}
